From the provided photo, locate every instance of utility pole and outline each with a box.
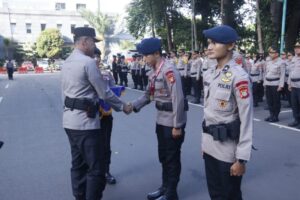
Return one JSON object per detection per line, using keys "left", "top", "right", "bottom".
{"left": 280, "top": 0, "right": 287, "bottom": 53}
{"left": 191, "top": 0, "right": 198, "bottom": 50}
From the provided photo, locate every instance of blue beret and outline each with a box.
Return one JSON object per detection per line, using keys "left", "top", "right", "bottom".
{"left": 203, "top": 25, "right": 239, "bottom": 44}
{"left": 137, "top": 38, "right": 162, "bottom": 55}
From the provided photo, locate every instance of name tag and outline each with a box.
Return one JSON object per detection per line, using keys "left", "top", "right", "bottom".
{"left": 218, "top": 83, "right": 231, "bottom": 90}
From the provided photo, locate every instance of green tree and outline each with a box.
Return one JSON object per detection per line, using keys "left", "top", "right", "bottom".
{"left": 36, "top": 28, "right": 64, "bottom": 59}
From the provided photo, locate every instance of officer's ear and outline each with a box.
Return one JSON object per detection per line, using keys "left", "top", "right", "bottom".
{"left": 226, "top": 43, "right": 235, "bottom": 52}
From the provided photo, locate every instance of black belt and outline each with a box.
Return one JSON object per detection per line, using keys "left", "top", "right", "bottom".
{"left": 266, "top": 78, "right": 280, "bottom": 81}
{"left": 202, "top": 119, "right": 241, "bottom": 142}
{"left": 155, "top": 100, "right": 189, "bottom": 112}
{"left": 291, "top": 78, "right": 300, "bottom": 82}
{"left": 285, "top": 74, "right": 289, "bottom": 77}
{"left": 250, "top": 74, "right": 259, "bottom": 76}
{"left": 64, "top": 96, "right": 99, "bottom": 118}
{"left": 203, "top": 69, "right": 208, "bottom": 71}
{"left": 191, "top": 72, "right": 197, "bottom": 75}
{"left": 178, "top": 68, "right": 184, "bottom": 70}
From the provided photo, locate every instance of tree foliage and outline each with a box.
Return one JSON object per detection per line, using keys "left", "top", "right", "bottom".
{"left": 36, "top": 29, "right": 64, "bottom": 59}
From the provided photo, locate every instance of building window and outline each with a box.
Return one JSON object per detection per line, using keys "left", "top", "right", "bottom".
{"left": 26, "top": 23, "right": 32, "bottom": 34}
{"left": 55, "top": 3, "right": 66, "bottom": 11}
{"left": 71, "top": 24, "right": 76, "bottom": 33}
{"left": 41, "top": 24, "right": 46, "bottom": 31}
{"left": 84, "top": 24, "right": 89, "bottom": 28}
{"left": 57, "top": 24, "right": 62, "bottom": 30}
{"left": 10, "top": 23, "right": 16, "bottom": 34}
{"left": 76, "top": 3, "right": 86, "bottom": 10}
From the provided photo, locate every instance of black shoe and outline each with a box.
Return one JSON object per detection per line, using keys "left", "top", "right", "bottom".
{"left": 191, "top": 100, "right": 200, "bottom": 104}
{"left": 264, "top": 116, "right": 272, "bottom": 122}
{"left": 147, "top": 187, "right": 165, "bottom": 200}
{"left": 288, "top": 121, "right": 299, "bottom": 127}
{"left": 254, "top": 103, "right": 258, "bottom": 107}
{"left": 105, "top": 173, "right": 116, "bottom": 185}
{"left": 283, "top": 104, "right": 291, "bottom": 108}
{"left": 156, "top": 195, "right": 178, "bottom": 200}
{"left": 269, "top": 116, "right": 279, "bottom": 122}
{"left": 0, "top": 141, "right": 4, "bottom": 149}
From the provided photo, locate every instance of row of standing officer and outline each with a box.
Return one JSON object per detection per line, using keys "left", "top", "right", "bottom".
{"left": 129, "top": 54, "right": 151, "bottom": 90}
{"left": 111, "top": 55, "right": 128, "bottom": 87}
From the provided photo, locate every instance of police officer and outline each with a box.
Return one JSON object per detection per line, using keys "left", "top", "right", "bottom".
{"left": 202, "top": 25, "right": 253, "bottom": 200}
{"left": 119, "top": 55, "right": 129, "bottom": 87}
{"left": 177, "top": 49, "right": 187, "bottom": 97}
{"left": 132, "top": 38, "right": 187, "bottom": 200}
{"left": 112, "top": 55, "right": 119, "bottom": 85}
{"left": 250, "top": 54, "right": 263, "bottom": 107}
{"left": 255, "top": 53, "right": 266, "bottom": 103}
{"left": 264, "top": 46, "right": 285, "bottom": 122}
{"left": 288, "top": 42, "right": 300, "bottom": 128}
{"left": 61, "top": 27, "right": 131, "bottom": 200}
{"left": 190, "top": 50, "right": 202, "bottom": 104}
{"left": 94, "top": 48, "right": 117, "bottom": 184}
{"left": 130, "top": 54, "right": 139, "bottom": 89}
{"left": 6, "top": 59, "right": 14, "bottom": 80}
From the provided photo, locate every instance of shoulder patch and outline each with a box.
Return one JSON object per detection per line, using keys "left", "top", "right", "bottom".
{"left": 235, "top": 80, "right": 249, "bottom": 88}
{"left": 165, "top": 70, "right": 175, "bottom": 84}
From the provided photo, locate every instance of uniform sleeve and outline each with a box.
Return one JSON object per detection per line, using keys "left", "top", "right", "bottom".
{"left": 233, "top": 74, "right": 253, "bottom": 161}
{"left": 131, "top": 81, "right": 151, "bottom": 112}
{"left": 164, "top": 68, "right": 186, "bottom": 128}
{"left": 85, "top": 59, "right": 125, "bottom": 111}
{"left": 279, "top": 62, "right": 286, "bottom": 88}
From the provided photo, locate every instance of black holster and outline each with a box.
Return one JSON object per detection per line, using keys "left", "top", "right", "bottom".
{"left": 64, "top": 96, "right": 99, "bottom": 118}
{"left": 202, "top": 119, "right": 241, "bottom": 142}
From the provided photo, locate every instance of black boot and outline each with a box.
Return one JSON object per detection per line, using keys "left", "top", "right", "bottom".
{"left": 156, "top": 194, "right": 178, "bottom": 200}
{"left": 105, "top": 172, "right": 116, "bottom": 185}
{"left": 147, "top": 187, "right": 166, "bottom": 200}
{"left": 264, "top": 116, "right": 272, "bottom": 122}
{"left": 288, "top": 121, "right": 299, "bottom": 127}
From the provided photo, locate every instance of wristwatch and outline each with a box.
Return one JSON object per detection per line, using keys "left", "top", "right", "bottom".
{"left": 238, "top": 159, "right": 247, "bottom": 164}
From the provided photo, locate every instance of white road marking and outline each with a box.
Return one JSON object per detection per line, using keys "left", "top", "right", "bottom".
{"left": 5, "top": 84, "right": 9, "bottom": 89}
{"left": 0, "top": 97, "right": 3, "bottom": 104}
{"left": 280, "top": 110, "right": 292, "bottom": 113}
{"left": 127, "top": 87, "right": 299, "bottom": 133}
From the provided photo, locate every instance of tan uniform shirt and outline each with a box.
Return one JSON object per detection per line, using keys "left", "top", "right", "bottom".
{"left": 61, "top": 49, "right": 125, "bottom": 130}
{"left": 132, "top": 60, "right": 187, "bottom": 128}
{"left": 202, "top": 58, "right": 253, "bottom": 163}
{"left": 177, "top": 57, "right": 186, "bottom": 77}
{"left": 190, "top": 58, "right": 202, "bottom": 80}
{"left": 264, "top": 57, "right": 285, "bottom": 87}
{"left": 250, "top": 61, "right": 263, "bottom": 83}
{"left": 288, "top": 55, "right": 300, "bottom": 88}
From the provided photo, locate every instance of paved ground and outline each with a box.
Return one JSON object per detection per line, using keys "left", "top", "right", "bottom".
{"left": 0, "top": 73, "right": 299, "bottom": 200}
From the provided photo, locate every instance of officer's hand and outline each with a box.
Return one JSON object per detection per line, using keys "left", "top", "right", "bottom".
{"left": 123, "top": 103, "right": 133, "bottom": 115}
{"left": 277, "top": 86, "right": 283, "bottom": 92}
{"left": 230, "top": 161, "right": 246, "bottom": 176}
{"left": 172, "top": 128, "right": 182, "bottom": 139}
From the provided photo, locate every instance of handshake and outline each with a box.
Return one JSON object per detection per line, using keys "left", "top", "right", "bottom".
{"left": 123, "top": 103, "right": 134, "bottom": 115}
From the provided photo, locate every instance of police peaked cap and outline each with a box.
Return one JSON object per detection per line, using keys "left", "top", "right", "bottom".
{"left": 295, "top": 42, "right": 300, "bottom": 47}
{"left": 203, "top": 25, "right": 240, "bottom": 44}
{"left": 73, "top": 27, "right": 101, "bottom": 42}
{"left": 137, "top": 37, "right": 162, "bottom": 55}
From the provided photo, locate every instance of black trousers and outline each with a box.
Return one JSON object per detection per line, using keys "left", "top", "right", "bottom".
{"left": 156, "top": 124, "right": 185, "bottom": 198}
{"left": 284, "top": 83, "right": 291, "bottom": 105}
{"left": 204, "top": 153, "right": 243, "bottom": 200}
{"left": 291, "top": 87, "right": 300, "bottom": 122}
{"left": 257, "top": 81, "right": 264, "bottom": 101}
{"left": 100, "top": 115, "right": 113, "bottom": 173}
{"left": 65, "top": 129, "right": 106, "bottom": 200}
{"left": 7, "top": 68, "right": 13, "bottom": 80}
{"left": 131, "top": 71, "right": 138, "bottom": 88}
{"left": 192, "top": 77, "right": 201, "bottom": 101}
{"left": 252, "top": 82, "right": 259, "bottom": 105}
{"left": 266, "top": 85, "right": 281, "bottom": 117}
{"left": 113, "top": 72, "right": 118, "bottom": 85}
{"left": 143, "top": 75, "right": 148, "bottom": 89}
{"left": 120, "top": 72, "right": 128, "bottom": 86}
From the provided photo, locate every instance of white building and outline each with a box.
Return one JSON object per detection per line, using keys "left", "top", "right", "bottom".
{"left": 0, "top": 0, "right": 99, "bottom": 45}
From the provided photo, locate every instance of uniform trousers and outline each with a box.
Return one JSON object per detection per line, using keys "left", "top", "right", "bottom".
{"left": 291, "top": 87, "right": 300, "bottom": 122}
{"left": 112, "top": 72, "right": 118, "bottom": 85}
{"left": 204, "top": 153, "right": 243, "bottom": 200}
{"left": 131, "top": 70, "right": 138, "bottom": 88}
{"left": 7, "top": 68, "right": 13, "bottom": 80}
{"left": 100, "top": 115, "right": 113, "bottom": 173}
{"left": 120, "top": 72, "right": 128, "bottom": 86}
{"left": 65, "top": 128, "right": 106, "bottom": 200}
{"left": 156, "top": 124, "right": 185, "bottom": 198}
{"left": 284, "top": 82, "right": 291, "bottom": 105}
{"left": 252, "top": 82, "right": 259, "bottom": 105}
{"left": 266, "top": 85, "right": 281, "bottom": 117}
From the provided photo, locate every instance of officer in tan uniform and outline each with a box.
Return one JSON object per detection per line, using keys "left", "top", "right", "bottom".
{"left": 61, "top": 27, "right": 132, "bottom": 200}
{"left": 250, "top": 54, "right": 263, "bottom": 107}
{"left": 202, "top": 25, "right": 253, "bottom": 200}
{"left": 264, "top": 46, "right": 285, "bottom": 122}
{"left": 288, "top": 42, "right": 300, "bottom": 128}
{"left": 131, "top": 38, "right": 187, "bottom": 200}
{"left": 177, "top": 49, "right": 187, "bottom": 97}
{"left": 190, "top": 50, "right": 202, "bottom": 104}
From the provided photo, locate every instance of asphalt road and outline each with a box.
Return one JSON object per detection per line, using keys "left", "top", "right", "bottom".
{"left": 0, "top": 73, "right": 299, "bottom": 200}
